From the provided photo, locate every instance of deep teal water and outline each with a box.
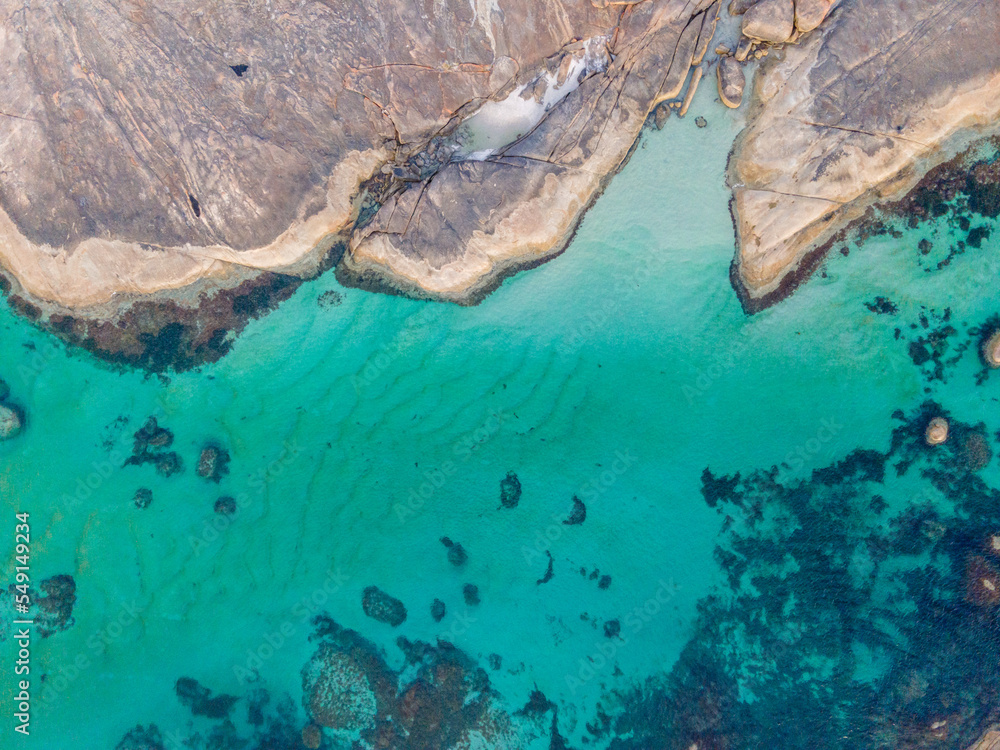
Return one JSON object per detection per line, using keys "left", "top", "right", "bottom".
{"left": 1, "top": 80, "right": 999, "bottom": 749}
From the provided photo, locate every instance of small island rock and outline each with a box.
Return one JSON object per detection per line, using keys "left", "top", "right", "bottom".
{"left": 925, "top": 417, "right": 949, "bottom": 446}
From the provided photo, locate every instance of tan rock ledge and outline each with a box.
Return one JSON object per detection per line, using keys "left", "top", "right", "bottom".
{"left": 728, "top": 0, "right": 1000, "bottom": 312}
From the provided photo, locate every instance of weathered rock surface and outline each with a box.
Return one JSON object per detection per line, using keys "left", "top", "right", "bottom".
{"left": 794, "top": 0, "right": 838, "bottom": 32}
{"left": 741, "top": 0, "right": 794, "bottom": 43}
{"left": 717, "top": 56, "right": 746, "bottom": 109}
{"left": 729, "top": 0, "right": 1000, "bottom": 311}
{"left": 0, "top": 0, "right": 720, "bottom": 369}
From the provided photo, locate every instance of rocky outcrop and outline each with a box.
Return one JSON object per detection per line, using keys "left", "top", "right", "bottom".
{"left": 0, "top": 0, "right": 722, "bottom": 369}
{"left": 729, "top": 0, "right": 1000, "bottom": 311}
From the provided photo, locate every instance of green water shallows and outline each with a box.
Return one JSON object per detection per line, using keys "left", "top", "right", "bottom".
{"left": 0, "top": 73, "right": 998, "bottom": 749}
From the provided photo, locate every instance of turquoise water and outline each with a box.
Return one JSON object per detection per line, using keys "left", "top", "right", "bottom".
{"left": 2, "top": 79, "right": 1000, "bottom": 749}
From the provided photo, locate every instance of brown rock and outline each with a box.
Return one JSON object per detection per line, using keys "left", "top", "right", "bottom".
{"left": 794, "top": 0, "right": 838, "bottom": 33}
{"left": 983, "top": 330, "right": 1000, "bottom": 367}
{"left": 924, "top": 417, "right": 949, "bottom": 446}
{"left": 654, "top": 103, "right": 672, "bottom": 130}
{"left": 743, "top": 0, "right": 795, "bottom": 43}
{"left": 734, "top": 36, "right": 754, "bottom": 62}
{"left": 729, "top": 0, "right": 762, "bottom": 14}
{"left": 717, "top": 57, "right": 746, "bottom": 108}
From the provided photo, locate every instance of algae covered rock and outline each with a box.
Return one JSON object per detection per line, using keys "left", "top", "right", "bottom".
{"left": 500, "top": 471, "right": 522, "bottom": 508}
{"left": 362, "top": 586, "right": 407, "bottom": 626}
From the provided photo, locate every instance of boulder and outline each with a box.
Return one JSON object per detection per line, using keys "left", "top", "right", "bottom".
{"left": 362, "top": 586, "right": 407, "bottom": 626}
{"left": 794, "top": 0, "right": 837, "bottom": 33}
{"left": 729, "top": 0, "right": 762, "bottom": 14}
{"left": 983, "top": 330, "right": 1000, "bottom": 368}
{"left": 924, "top": 417, "right": 949, "bottom": 446}
{"left": 654, "top": 102, "right": 671, "bottom": 130}
{"left": 717, "top": 57, "right": 746, "bottom": 108}
{"left": 743, "top": 0, "right": 795, "bottom": 43}
{"left": 734, "top": 36, "right": 754, "bottom": 62}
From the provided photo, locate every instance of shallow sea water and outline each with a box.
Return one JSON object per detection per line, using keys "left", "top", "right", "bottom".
{"left": 1, "top": 77, "right": 999, "bottom": 749}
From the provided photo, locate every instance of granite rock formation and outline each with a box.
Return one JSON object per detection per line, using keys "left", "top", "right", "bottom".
{"left": 0, "top": 0, "right": 723, "bottom": 368}
{"left": 728, "top": 0, "right": 1000, "bottom": 311}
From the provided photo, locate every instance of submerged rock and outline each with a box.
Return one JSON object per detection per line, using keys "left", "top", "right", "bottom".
{"left": 463, "top": 583, "right": 481, "bottom": 606}
{"left": 431, "top": 599, "right": 447, "bottom": 622}
{"left": 717, "top": 56, "right": 745, "bottom": 109}
{"left": 563, "top": 496, "right": 587, "bottom": 525}
{"left": 37, "top": 574, "right": 77, "bottom": 637}
{"left": 0, "top": 403, "right": 22, "bottom": 439}
{"left": 362, "top": 586, "right": 407, "bottom": 626}
{"left": 301, "top": 724, "right": 322, "bottom": 749}
{"left": 441, "top": 537, "right": 468, "bottom": 567}
{"left": 500, "top": 471, "right": 522, "bottom": 508}
{"left": 924, "top": 417, "right": 949, "bottom": 446}
{"left": 196, "top": 444, "right": 231, "bottom": 482}
{"left": 115, "top": 725, "right": 165, "bottom": 750}
{"left": 214, "top": 496, "right": 237, "bottom": 515}
{"left": 303, "top": 644, "right": 379, "bottom": 731}
{"left": 742, "top": 0, "right": 795, "bottom": 43}
{"left": 175, "top": 677, "right": 238, "bottom": 719}
{"left": 133, "top": 488, "right": 153, "bottom": 509}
